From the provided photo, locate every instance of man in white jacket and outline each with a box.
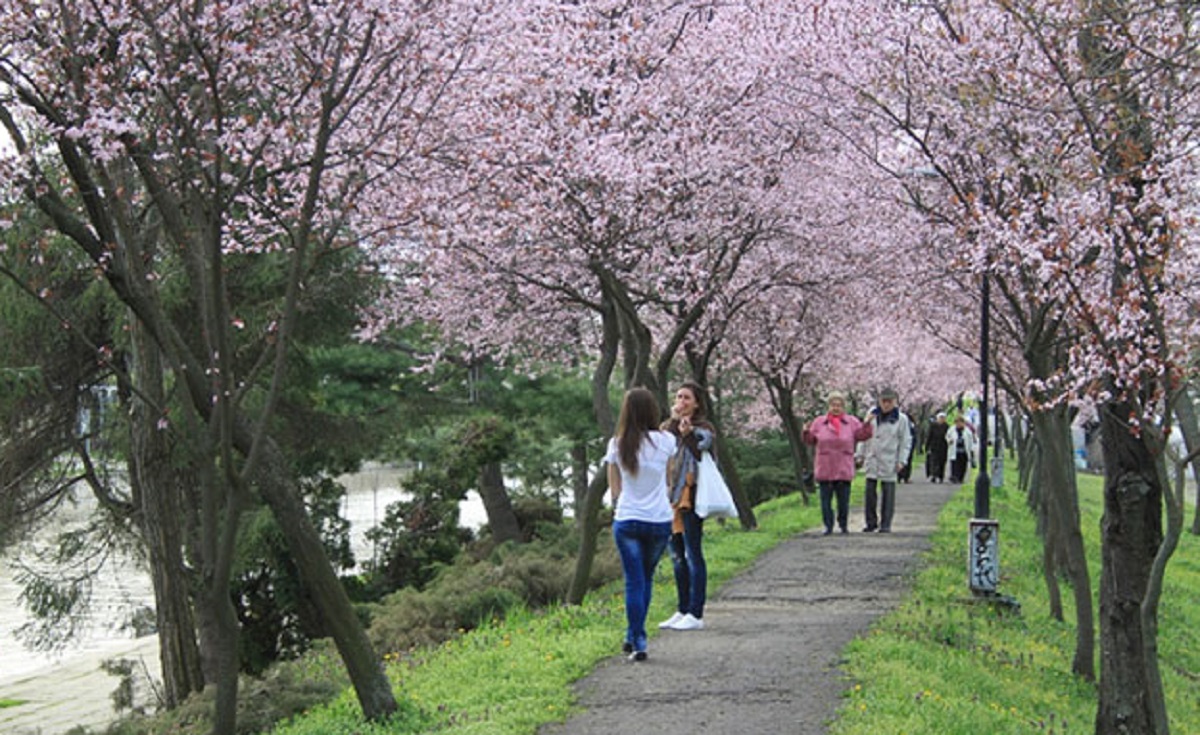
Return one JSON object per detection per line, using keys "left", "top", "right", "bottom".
{"left": 857, "top": 388, "right": 913, "bottom": 533}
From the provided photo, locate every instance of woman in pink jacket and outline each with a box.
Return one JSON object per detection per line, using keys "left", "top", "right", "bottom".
{"left": 802, "top": 391, "right": 873, "bottom": 535}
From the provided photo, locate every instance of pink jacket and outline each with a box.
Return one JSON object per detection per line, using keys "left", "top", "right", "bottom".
{"left": 802, "top": 414, "right": 873, "bottom": 482}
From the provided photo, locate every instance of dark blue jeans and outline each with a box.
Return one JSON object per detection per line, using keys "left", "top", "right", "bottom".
{"left": 668, "top": 508, "right": 707, "bottom": 618}
{"left": 819, "top": 480, "right": 851, "bottom": 532}
{"left": 613, "top": 519, "right": 672, "bottom": 652}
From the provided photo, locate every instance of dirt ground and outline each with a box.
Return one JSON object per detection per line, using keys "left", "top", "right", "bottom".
{"left": 539, "top": 479, "right": 960, "bottom": 735}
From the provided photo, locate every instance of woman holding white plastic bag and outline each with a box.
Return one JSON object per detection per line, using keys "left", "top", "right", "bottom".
{"left": 658, "top": 381, "right": 717, "bottom": 632}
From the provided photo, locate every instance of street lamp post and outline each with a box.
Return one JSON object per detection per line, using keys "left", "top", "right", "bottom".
{"left": 901, "top": 166, "right": 1000, "bottom": 595}
{"left": 969, "top": 267, "right": 999, "bottom": 595}
{"left": 975, "top": 270, "right": 990, "bottom": 518}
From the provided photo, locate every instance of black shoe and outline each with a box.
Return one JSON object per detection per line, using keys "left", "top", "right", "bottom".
{"left": 879, "top": 527, "right": 891, "bottom": 533}
{"left": 629, "top": 650, "right": 647, "bottom": 662}
{"left": 822, "top": 528, "right": 832, "bottom": 536}
{"left": 862, "top": 525, "right": 877, "bottom": 532}
{"left": 840, "top": 527, "right": 849, "bottom": 534}
{"left": 622, "top": 641, "right": 633, "bottom": 654}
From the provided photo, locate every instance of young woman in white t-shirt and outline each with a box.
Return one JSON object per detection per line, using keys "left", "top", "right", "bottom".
{"left": 606, "top": 387, "right": 677, "bottom": 661}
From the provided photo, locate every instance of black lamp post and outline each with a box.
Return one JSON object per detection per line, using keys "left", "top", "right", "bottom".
{"left": 968, "top": 265, "right": 999, "bottom": 596}
{"left": 975, "top": 269, "right": 990, "bottom": 519}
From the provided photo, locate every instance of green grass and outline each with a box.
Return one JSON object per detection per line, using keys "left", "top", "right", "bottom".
{"left": 271, "top": 471, "right": 1200, "bottom": 735}
{"left": 0, "top": 698, "right": 25, "bottom": 709}
{"left": 831, "top": 471, "right": 1200, "bottom": 735}
{"left": 271, "top": 489, "right": 825, "bottom": 735}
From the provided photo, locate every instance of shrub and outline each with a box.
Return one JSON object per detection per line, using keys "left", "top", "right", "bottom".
{"left": 100, "top": 643, "right": 349, "bottom": 735}
{"left": 511, "top": 495, "right": 565, "bottom": 542}
{"left": 367, "top": 532, "right": 621, "bottom": 656}
{"left": 738, "top": 464, "right": 799, "bottom": 506}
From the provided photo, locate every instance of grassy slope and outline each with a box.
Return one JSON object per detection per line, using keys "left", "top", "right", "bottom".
{"left": 833, "top": 471, "right": 1199, "bottom": 735}
{"left": 272, "top": 489, "right": 823, "bottom": 735}
{"left": 272, "top": 470, "right": 1199, "bottom": 735}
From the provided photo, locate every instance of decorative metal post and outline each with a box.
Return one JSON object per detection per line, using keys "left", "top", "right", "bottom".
{"left": 968, "top": 518, "right": 1000, "bottom": 593}
{"left": 974, "top": 271, "right": 990, "bottom": 518}
{"left": 969, "top": 265, "right": 999, "bottom": 595}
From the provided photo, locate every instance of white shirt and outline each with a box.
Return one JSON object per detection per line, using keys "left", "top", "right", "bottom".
{"left": 605, "top": 431, "right": 677, "bottom": 523}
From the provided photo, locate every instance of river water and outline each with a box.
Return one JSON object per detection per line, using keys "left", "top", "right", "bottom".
{"left": 0, "top": 465, "right": 486, "bottom": 735}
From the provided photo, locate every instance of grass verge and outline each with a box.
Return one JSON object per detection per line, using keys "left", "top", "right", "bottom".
{"left": 832, "top": 471, "right": 1199, "bottom": 735}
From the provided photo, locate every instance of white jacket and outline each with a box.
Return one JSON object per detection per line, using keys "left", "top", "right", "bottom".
{"left": 946, "top": 425, "right": 976, "bottom": 463}
{"left": 857, "top": 412, "right": 913, "bottom": 482}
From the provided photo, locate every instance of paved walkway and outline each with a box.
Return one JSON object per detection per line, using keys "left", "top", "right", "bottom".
{"left": 540, "top": 478, "right": 960, "bottom": 735}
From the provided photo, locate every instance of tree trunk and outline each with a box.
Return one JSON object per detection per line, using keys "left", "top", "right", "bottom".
{"left": 776, "top": 384, "right": 813, "bottom": 504}
{"left": 1095, "top": 401, "right": 1166, "bottom": 735}
{"left": 571, "top": 441, "right": 590, "bottom": 530}
{"left": 1030, "top": 408, "right": 1094, "bottom": 681}
{"left": 127, "top": 328, "right": 205, "bottom": 707}
{"left": 1023, "top": 442, "right": 1065, "bottom": 622}
{"left": 567, "top": 297, "right": 620, "bottom": 605}
{"left": 711, "top": 423, "right": 757, "bottom": 529}
{"left": 1012, "top": 412, "right": 1025, "bottom": 462}
{"left": 202, "top": 583, "right": 242, "bottom": 735}
{"left": 567, "top": 471, "right": 610, "bottom": 605}
{"left": 479, "top": 460, "right": 522, "bottom": 544}
{"left": 1170, "top": 387, "right": 1200, "bottom": 536}
{"left": 1194, "top": 464, "right": 1200, "bottom": 536}
{"left": 251, "top": 437, "right": 397, "bottom": 720}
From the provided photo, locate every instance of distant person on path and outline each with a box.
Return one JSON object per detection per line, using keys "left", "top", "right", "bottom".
{"left": 605, "top": 387, "right": 677, "bottom": 661}
{"left": 946, "top": 415, "right": 976, "bottom": 483}
{"left": 925, "top": 412, "right": 950, "bottom": 483}
{"left": 856, "top": 388, "right": 913, "bottom": 533}
{"left": 897, "top": 408, "right": 918, "bottom": 483}
{"left": 802, "top": 390, "right": 873, "bottom": 535}
{"left": 658, "top": 381, "right": 716, "bottom": 632}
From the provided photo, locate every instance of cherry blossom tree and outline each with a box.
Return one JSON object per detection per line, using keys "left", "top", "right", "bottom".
{"left": 365, "top": 2, "right": 840, "bottom": 594}
{"left": 0, "top": 0, "right": 485, "bottom": 726}
{"left": 806, "top": 1, "right": 1200, "bottom": 729}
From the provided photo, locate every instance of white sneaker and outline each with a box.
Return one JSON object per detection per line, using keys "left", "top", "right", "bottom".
{"left": 669, "top": 613, "right": 704, "bottom": 631}
{"left": 658, "top": 611, "right": 686, "bottom": 629}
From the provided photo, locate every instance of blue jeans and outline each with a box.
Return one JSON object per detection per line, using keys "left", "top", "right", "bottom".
{"left": 819, "top": 480, "right": 851, "bottom": 532}
{"left": 669, "top": 508, "right": 707, "bottom": 618}
{"left": 613, "top": 519, "right": 672, "bottom": 652}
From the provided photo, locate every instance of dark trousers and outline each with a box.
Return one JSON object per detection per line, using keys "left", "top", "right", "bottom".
{"left": 818, "top": 480, "right": 851, "bottom": 532}
{"left": 668, "top": 508, "right": 707, "bottom": 618}
{"left": 950, "top": 455, "right": 969, "bottom": 483}
{"left": 927, "top": 449, "right": 947, "bottom": 482}
{"left": 863, "top": 478, "right": 896, "bottom": 531}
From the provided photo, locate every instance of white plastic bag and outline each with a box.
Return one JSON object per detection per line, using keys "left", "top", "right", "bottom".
{"left": 694, "top": 451, "right": 738, "bottom": 519}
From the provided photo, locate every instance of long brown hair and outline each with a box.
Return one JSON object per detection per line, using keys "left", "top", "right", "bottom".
{"left": 615, "top": 387, "right": 661, "bottom": 474}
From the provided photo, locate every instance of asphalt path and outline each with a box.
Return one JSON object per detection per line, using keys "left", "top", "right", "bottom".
{"left": 540, "top": 478, "right": 960, "bottom": 735}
